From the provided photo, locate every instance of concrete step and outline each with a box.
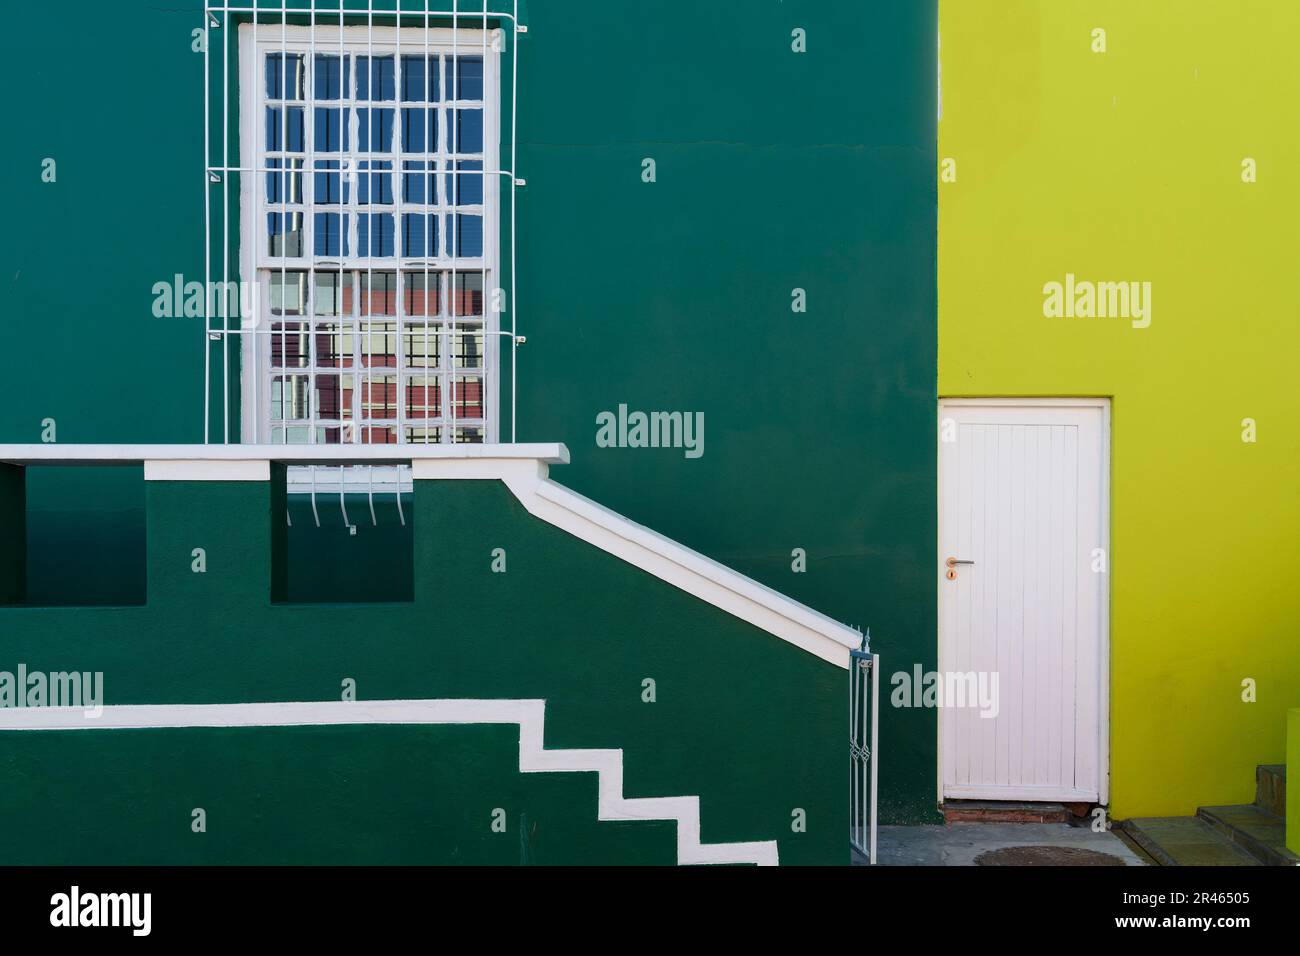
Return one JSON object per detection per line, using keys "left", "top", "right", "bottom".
{"left": 941, "top": 801, "right": 1070, "bottom": 824}
{"left": 1255, "top": 764, "right": 1286, "bottom": 818}
{"left": 1122, "top": 816, "right": 1260, "bottom": 866}
{"left": 1198, "top": 804, "right": 1299, "bottom": 867}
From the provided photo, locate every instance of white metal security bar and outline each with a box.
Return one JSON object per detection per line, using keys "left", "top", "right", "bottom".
{"left": 850, "top": 641, "right": 879, "bottom": 864}
{"left": 203, "top": 3, "right": 524, "bottom": 452}
{"left": 205, "top": 2, "right": 524, "bottom": 513}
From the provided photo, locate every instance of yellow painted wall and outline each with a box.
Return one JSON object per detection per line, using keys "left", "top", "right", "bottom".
{"left": 939, "top": 1, "right": 1300, "bottom": 818}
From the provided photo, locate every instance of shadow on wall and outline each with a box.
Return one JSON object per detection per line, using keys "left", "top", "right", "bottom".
{"left": 282, "top": 493, "right": 413, "bottom": 604}
{"left": 24, "top": 467, "right": 145, "bottom": 607}
{"left": 16, "top": 469, "right": 414, "bottom": 607}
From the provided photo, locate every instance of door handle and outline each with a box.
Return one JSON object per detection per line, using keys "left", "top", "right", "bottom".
{"left": 945, "top": 557, "right": 975, "bottom": 568}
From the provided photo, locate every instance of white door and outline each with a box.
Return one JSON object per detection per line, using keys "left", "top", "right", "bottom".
{"left": 938, "top": 401, "right": 1108, "bottom": 803}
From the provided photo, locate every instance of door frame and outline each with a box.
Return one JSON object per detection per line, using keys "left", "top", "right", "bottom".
{"left": 935, "top": 397, "right": 1111, "bottom": 807}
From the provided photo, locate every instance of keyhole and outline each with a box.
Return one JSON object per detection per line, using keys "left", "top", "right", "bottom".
{"left": 946, "top": 569, "right": 957, "bottom": 581}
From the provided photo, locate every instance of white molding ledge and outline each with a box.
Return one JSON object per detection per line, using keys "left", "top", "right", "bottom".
{"left": 0, "top": 444, "right": 570, "bottom": 468}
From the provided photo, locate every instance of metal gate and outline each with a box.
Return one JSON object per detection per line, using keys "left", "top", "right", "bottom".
{"left": 850, "top": 640, "right": 879, "bottom": 863}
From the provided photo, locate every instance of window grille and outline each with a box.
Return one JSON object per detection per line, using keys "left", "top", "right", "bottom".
{"left": 203, "top": 4, "right": 524, "bottom": 506}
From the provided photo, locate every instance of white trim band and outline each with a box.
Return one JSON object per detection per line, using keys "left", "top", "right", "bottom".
{"left": 0, "top": 698, "right": 778, "bottom": 867}
{"left": 144, "top": 460, "right": 270, "bottom": 482}
{"left": 0, "top": 443, "right": 569, "bottom": 468}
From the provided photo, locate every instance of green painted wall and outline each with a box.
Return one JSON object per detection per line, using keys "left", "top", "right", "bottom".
{"left": 1, "top": 1, "right": 937, "bottom": 822}
{"left": 0, "top": 475, "right": 845, "bottom": 863}
{"left": 282, "top": 493, "right": 414, "bottom": 603}
{"left": 0, "top": 724, "right": 679, "bottom": 865}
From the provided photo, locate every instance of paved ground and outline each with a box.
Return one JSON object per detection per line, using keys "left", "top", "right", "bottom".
{"left": 1125, "top": 815, "right": 1265, "bottom": 865}
{"left": 855, "top": 823, "right": 1148, "bottom": 866}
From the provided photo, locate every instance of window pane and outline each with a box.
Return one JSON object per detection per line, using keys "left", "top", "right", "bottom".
{"left": 313, "top": 54, "right": 348, "bottom": 100}
{"left": 313, "top": 271, "right": 352, "bottom": 316}
{"left": 448, "top": 56, "right": 483, "bottom": 100}
{"left": 360, "top": 272, "right": 397, "bottom": 316}
{"left": 314, "top": 323, "right": 355, "bottom": 368}
{"left": 401, "top": 214, "right": 438, "bottom": 258}
{"left": 358, "top": 108, "right": 395, "bottom": 152}
{"left": 402, "top": 161, "right": 436, "bottom": 205}
{"left": 270, "top": 271, "right": 308, "bottom": 314}
{"left": 313, "top": 212, "right": 348, "bottom": 257}
{"left": 405, "top": 375, "right": 441, "bottom": 418}
{"left": 360, "top": 323, "right": 398, "bottom": 368}
{"left": 271, "top": 374, "right": 311, "bottom": 421}
{"left": 405, "top": 425, "right": 442, "bottom": 443}
{"left": 266, "top": 158, "right": 304, "bottom": 204}
{"left": 314, "top": 107, "right": 349, "bottom": 153}
{"left": 358, "top": 213, "right": 395, "bottom": 257}
{"left": 451, "top": 214, "right": 483, "bottom": 257}
{"left": 446, "top": 160, "right": 482, "bottom": 206}
{"left": 270, "top": 322, "right": 308, "bottom": 368}
{"left": 313, "top": 160, "right": 349, "bottom": 205}
{"left": 403, "top": 272, "right": 440, "bottom": 317}
{"left": 452, "top": 375, "right": 484, "bottom": 419}
{"left": 266, "top": 107, "right": 305, "bottom": 152}
{"left": 270, "top": 425, "right": 314, "bottom": 444}
{"left": 268, "top": 213, "right": 304, "bottom": 257}
{"left": 452, "top": 109, "right": 483, "bottom": 153}
{"left": 266, "top": 54, "right": 305, "bottom": 100}
{"left": 452, "top": 272, "right": 484, "bottom": 316}
{"left": 451, "top": 328, "right": 484, "bottom": 369}
{"left": 360, "top": 374, "right": 399, "bottom": 417}
{"left": 361, "top": 425, "right": 399, "bottom": 444}
{"left": 401, "top": 108, "right": 437, "bottom": 153}
{"left": 401, "top": 55, "right": 439, "bottom": 102}
{"left": 357, "top": 56, "right": 395, "bottom": 101}
{"left": 403, "top": 326, "right": 441, "bottom": 369}
{"left": 314, "top": 374, "right": 352, "bottom": 420}
{"left": 358, "top": 160, "right": 393, "bottom": 204}
{"left": 453, "top": 426, "right": 484, "bottom": 444}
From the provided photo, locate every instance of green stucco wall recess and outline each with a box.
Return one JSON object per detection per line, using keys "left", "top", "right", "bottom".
{"left": 0, "top": 445, "right": 860, "bottom": 865}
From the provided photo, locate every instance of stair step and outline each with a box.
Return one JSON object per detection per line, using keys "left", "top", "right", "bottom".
{"left": 1198, "top": 804, "right": 1299, "bottom": 867}
{"left": 1255, "top": 764, "right": 1286, "bottom": 818}
{"left": 942, "top": 801, "right": 1070, "bottom": 824}
{"left": 1122, "top": 817, "right": 1260, "bottom": 866}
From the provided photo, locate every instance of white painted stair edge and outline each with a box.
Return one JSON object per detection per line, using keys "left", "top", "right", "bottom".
{"left": 412, "top": 456, "right": 864, "bottom": 669}
{"left": 0, "top": 698, "right": 779, "bottom": 866}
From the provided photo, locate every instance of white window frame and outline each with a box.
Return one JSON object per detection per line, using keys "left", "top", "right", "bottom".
{"left": 236, "top": 23, "right": 502, "bottom": 453}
